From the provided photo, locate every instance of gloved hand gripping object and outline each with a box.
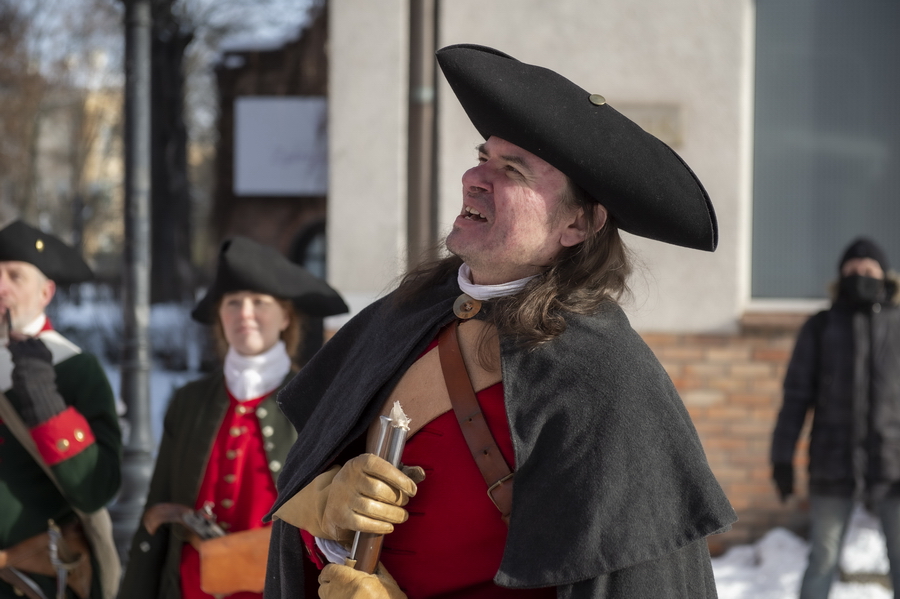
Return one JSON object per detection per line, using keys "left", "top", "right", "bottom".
{"left": 318, "top": 561, "right": 407, "bottom": 599}
{"left": 8, "top": 337, "right": 67, "bottom": 428}
{"left": 275, "top": 453, "right": 421, "bottom": 543}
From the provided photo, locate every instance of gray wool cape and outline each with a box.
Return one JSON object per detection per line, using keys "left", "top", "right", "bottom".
{"left": 265, "top": 273, "right": 735, "bottom": 598}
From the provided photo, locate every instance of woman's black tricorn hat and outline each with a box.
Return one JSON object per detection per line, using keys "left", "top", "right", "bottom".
{"left": 0, "top": 220, "right": 94, "bottom": 283}
{"left": 435, "top": 44, "right": 718, "bottom": 251}
{"left": 191, "top": 236, "right": 348, "bottom": 324}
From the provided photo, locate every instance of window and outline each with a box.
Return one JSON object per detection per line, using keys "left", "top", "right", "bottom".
{"left": 752, "top": 0, "right": 900, "bottom": 299}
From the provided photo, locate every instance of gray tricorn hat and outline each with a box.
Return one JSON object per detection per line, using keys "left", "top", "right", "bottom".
{"left": 435, "top": 44, "right": 718, "bottom": 251}
{"left": 0, "top": 220, "right": 93, "bottom": 283}
{"left": 191, "top": 236, "right": 348, "bottom": 324}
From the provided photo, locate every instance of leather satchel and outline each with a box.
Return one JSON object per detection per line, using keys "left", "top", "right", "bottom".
{"left": 198, "top": 526, "right": 272, "bottom": 595}
{"left": 0, "top": 392, "right": 121, "bottom": 599}
{"left": 0, "top": 521, "right": 92, "bottom": 599}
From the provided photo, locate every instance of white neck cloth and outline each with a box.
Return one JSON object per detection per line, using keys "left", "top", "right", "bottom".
{"left": 457, "top": 263, "right": 538, "bottom": 301}
{"left": 224, "top": 340, "right": 292, "bottom": 401}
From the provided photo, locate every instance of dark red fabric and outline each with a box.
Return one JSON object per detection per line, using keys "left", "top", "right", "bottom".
{"left": 179, "top": 392, "right": 278, "bottom": 599}
{"left": 30, "top": 406, "right": 94, "bottom": 465}
{"left": 380, "top": 382, "right": 553, "bottom": 598}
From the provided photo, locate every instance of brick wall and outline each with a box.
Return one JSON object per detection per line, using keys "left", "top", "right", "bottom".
{"left": 641, "top": 313, "right": 815, "bottom": 555}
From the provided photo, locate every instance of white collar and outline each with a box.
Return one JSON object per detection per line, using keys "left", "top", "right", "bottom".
{"left": 21, "top": 313, "right": 47, "bottom": 336}
{"left": 457, "top": 263, "right": 538, "bottom": 301}
{"left": 223, "top": 340, "right": 292, "bottom": 401}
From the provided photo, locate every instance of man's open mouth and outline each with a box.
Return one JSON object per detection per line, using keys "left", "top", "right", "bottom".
{"left": 463, "top": 206, "right": 488, "bottom": 222}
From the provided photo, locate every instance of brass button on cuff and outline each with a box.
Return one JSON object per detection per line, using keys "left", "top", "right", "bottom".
{"left": 73, "top": 429, "right": 85, "bottom": 442}
{"left": 35, "top": 239, "right": 45, "bottom": 252}
{"left": 453, "top": 294, "right": 482, "bottom": 319}
{"left": 56, "top": 439, "right": 70, "bottom": 451}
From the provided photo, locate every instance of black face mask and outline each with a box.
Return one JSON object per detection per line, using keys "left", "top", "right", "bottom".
{"left": 839, "top": 274, "right": 884, "bottom": 305}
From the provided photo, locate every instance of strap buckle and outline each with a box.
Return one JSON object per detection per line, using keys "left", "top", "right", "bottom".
{"left": 486, "top": 473, "right": 514, "bottom": 512}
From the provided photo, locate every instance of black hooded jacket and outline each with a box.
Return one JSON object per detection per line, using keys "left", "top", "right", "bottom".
{"left": 772, "top": 277, "right": 900, "bottom": 497}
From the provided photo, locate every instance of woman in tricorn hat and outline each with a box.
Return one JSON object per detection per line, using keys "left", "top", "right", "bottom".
{"left": 120, "top": 236, "right": 347, "bottom": 599}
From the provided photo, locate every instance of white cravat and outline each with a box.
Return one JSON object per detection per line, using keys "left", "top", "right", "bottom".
{"left": 223, "top": 341, "right": 291, "bottom": 401}
{"left": 457, "top": 263, "right": 538, "bottom": 300}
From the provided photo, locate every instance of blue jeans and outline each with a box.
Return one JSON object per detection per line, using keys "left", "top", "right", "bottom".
{"left": 800, "top": 495, "right": 900, "bottom": 598}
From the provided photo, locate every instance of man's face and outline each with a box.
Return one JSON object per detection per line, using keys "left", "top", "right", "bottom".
{"left": 446, "top": 136, "right": 591, "bottom": 285}
{"left": 841, "top": 257, "right": 884, "bottom": 280}
{"left": 0, "top": 261, "right": 56, "bottom": 332}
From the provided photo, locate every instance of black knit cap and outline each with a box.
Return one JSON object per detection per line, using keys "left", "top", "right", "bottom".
{"left": 0, "top": 220, "right": 93, "bottom": 283}
{"left": 435, "top": 44, "right": 718, "bottom": 251}
{"left": 839, "top": 237, "right": 890, "bottom": 274}
{"left": 191, "top": 236, "right": 348, "bottom": 324}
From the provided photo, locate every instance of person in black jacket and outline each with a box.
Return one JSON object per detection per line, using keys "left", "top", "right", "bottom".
{"left": 772, "top": 237, "right": 900, "bottom": 599}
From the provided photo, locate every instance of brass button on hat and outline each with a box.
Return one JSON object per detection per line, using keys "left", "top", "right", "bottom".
{"left": 57, "top": 438, "right": 70, "bottom": 451}
{"left": 588, "top": 94, "right": 606, "bottom": 106}
{"left": 73, "top": 429, "right": 85, "bottom": 442}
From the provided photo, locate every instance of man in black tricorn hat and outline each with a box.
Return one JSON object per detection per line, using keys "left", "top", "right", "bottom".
{"left": 0, "top": 220, "right": 121, "bottom": 599}
{"left": 265, "top": 45, "right": 734, "bottom": 598}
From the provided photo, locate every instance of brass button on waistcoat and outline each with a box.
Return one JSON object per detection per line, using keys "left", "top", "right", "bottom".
{"left": 229, "top": 426, "right": 242, "bottom": 437}
{"left": 221, "top": 499, "right": 234, "bottom": 509}
{"left": 226, "top": 449, "right": 238, "bottom": 459}
{"left": 256, "top": 407, "right": 268, "bottom": 419}
{"left": 269, "top": 460, "right": 282, "bottom": 472}
{"left": 262, "top": 426, "right": 274, "bottom": 438}
{"left": 224, "top": 474, "right": 237, "bottom": 483}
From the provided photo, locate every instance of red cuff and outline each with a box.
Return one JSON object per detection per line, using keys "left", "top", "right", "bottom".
{"left": 31, "top": 406, "right": 95, "bottom": 465}
{"left": 300, "top": 529, "right": 327, "bottom": 570}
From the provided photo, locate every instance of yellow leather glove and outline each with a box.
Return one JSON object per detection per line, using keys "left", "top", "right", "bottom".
{"left": 273, "top": 454, "right": 420, "bottom": 543}
{"left": 318, "top": 562, "right": 407, "bottom": 599}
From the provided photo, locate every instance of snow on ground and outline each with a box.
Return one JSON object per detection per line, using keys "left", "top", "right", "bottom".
{"left": 713, "top": 506, "right": 892, "bottom": 598}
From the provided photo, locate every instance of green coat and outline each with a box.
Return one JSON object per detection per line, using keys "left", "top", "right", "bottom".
{"left": 0, "top": 351, "right": 122, "bottom": 599}
{"left": 119, "top": 372, "right": 297, "bottom": 599}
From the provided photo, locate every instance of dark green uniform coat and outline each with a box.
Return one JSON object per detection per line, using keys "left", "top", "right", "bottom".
{"left": 119, "top": 372, "right": 297, "bottom": 599}
{"left": 1, "top": 350, "right": 121, "bottom": 599}
{"left": 265, "top": 273, "right": 736, "bottom": 598}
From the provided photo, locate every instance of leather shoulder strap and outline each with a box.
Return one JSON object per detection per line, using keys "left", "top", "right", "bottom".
{"left": 437, "top": 320, "right": 514, "bottom": 523}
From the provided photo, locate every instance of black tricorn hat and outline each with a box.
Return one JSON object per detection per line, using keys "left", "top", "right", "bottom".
{"left": 191, "top": 236, "right": 348, "bottom": 324}
{"left": 435, "top": 44, "right": 718, "bottom": 251}
{"left": 0, "top": 220, "right": 93, "bottom": 283}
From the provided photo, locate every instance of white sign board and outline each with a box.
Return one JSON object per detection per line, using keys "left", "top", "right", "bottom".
{"left": 234, "top": 96, "right": 327, "bottom": 196}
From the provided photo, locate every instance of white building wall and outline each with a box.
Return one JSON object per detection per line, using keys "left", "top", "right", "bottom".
{"left": 329, "top": 0, "right": 755, "bottom": 333}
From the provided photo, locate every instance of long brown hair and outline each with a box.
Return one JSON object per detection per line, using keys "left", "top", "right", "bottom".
{"left": 213, "top": 297, "right": 305, "bottom": 367}
{"left": 396, "top": 178, "right": 631, "bottom": 348}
